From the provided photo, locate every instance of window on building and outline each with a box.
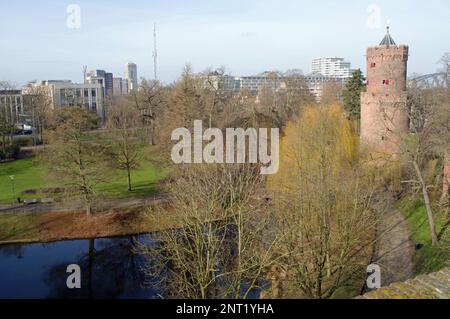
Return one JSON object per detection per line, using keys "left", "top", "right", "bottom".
{"left": 370, "top": 62, "right": 376, "bottom": 68}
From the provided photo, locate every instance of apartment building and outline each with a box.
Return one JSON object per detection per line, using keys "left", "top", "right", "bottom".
{"left": 312, "top": 57, "right": 353, "bottom": 79}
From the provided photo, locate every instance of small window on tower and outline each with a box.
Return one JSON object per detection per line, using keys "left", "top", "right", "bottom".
{"left": 382, "top": 80, "right": 386, "bottom": 84}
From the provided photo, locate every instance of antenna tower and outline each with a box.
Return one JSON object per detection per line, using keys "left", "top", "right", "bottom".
{"left": 152, "top": 23, "right": 158, "bottom": 81}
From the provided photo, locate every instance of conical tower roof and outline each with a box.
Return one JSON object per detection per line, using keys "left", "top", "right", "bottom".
{"left": 380, "top": 26, "right": 396, "bottom": 46}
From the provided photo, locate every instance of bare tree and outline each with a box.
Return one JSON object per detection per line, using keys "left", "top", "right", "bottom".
{"left": 0, "top": 82, "right": 19, "bottom": 154}
{"left": 141, "top": 164, "right": 279, "bottom": 299}
{"left": 247, "top": 71, "right": 315, "bottom": 131}
{"left": 438, "top": 52, "right": 450, "bottom": 74}
{"left": 283, "top": 70, "right": 316, "bottom": 117}
{"left": 200, "top": 67, "right": 229, "bottom": 128}
{"left": 152, "top": 65, "right": 210, "bottom": 164}
{"left": 320, "top": 80, "right": 343, "bottom": 106}
{"left": 106, "top": 99, "right": 143, "bottom": 192}
{"left": 401, "top": 87, "right": 450, "bottom": 245}
{"left": 44, "top": 107, "right": 107, "bottom": 216}
{"left": 131, "top": 78, "right": 167, "bottom": 145}
{"left": 22, "top": 84, "right": 52, "bottom": 145}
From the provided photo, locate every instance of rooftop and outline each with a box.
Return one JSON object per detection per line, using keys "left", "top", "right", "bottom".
{"left": 379, "top": 26, "right": 397, "bottom": 47}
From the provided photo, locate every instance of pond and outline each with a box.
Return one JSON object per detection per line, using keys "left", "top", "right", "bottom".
{"left": 0, "top": 235, "right": 162, "bottom": 299}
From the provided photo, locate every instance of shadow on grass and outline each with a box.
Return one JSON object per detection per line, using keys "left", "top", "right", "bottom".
{"left": 98, "top": 181, "right": 161, "bottom": 200}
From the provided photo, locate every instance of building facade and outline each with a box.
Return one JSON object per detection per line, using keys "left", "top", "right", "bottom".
{"left": 0, "top": 90, "right": 24, "bottom": 125}
{"left": 23, "top": 80, "right": 105, "bottom": 120}
{"left": 360, "top": 27, "right": 409, "bottom": 155}
{"left": 239, "top": 73, "right": 285, "bottom": 93}
{"left": 85, "top": 70, "right": 114, "bottom": 99}
{"left": 113, "top": 77, "right": 129, "bottom": 97}
{"left": 125, "top": 62, "right": 138, "bottom": 92}
{"left": 198, "top": 71, "right": 342, "bottom": 101}
{"left": 105, "top": 72, "right": 114, "bottom": 98}
{"left": 312, "top": 57, "right": 353, "bottom": 79}
{"left": 304, "top": 73, "right": 344, "bottom": 101}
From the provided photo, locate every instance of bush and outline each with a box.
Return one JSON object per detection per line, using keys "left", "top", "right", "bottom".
{"left": 0, "top": 144, "right": 21, "bottom": 160}
{"left": 14, "top": 137, "right": 33, "bottom": 147}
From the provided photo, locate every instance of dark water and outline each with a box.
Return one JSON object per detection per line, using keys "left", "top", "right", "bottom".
{"left": 0, "top": 235, "right": 161, "bottom": 299}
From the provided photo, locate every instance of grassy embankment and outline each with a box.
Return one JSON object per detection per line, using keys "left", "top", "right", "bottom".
{"left": 0, "top": 151, "right": 176, "bottom": 244}
{"left": 0, "top": 155, "right": 163, "bottom": 204}
{"left": 0, "top": 208, "right": 180, "bottom": 245}
{"left": 397, "top": 197, "right": 450, "bottom": 274}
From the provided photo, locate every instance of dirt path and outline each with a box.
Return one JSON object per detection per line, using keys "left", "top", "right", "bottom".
{"left": 373, "top": 194, "right": 415, "bottom": 286}
{"left": 0, "top": 194, "right": 169, "bottom": 215}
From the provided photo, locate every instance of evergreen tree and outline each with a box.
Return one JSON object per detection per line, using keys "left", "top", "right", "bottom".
{"left": 342, "top": 69, "right": 366, "bottom": 121}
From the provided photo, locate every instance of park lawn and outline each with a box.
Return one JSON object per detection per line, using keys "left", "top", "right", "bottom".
{"left": 0, "top": 155, "right": 165, "bottom": 204}
{"left": 397, "top": 197, "right": 450, "bottom": 275}
{"left": 97, "top": 160, "right": 165, "bottom": 199}
{"left": 0, "top": 157, "right": 50, "bottom": 204}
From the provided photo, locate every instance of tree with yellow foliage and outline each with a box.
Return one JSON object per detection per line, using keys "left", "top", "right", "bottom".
{"left": 268, "top": 104, "right": 379, "bottom": 299}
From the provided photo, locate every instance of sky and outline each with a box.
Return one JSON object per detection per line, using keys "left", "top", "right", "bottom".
{"left": 0, "top": 0, "right": 449, "bottom": 86}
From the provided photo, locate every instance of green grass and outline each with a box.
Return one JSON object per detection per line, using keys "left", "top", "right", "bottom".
{"left": 0, "top": 154, "right": 165, "bottom": 204}
{"left": 0, "top": 212, "right": 41, "bottom": 242}
{"left": 97, "top": 160, "right": 164, "bottom": 199}
{"left": 397, "top": 197, "right": 450, "bottom": 274}
{"left": 0, "top": 157, "right": 50, "bottom": 204}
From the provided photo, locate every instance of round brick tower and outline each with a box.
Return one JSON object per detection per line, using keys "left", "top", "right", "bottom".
{"left": 361, "top": 27, "right": 410, "bottom": 155}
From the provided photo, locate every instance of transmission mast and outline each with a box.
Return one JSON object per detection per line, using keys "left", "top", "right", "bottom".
{"left": 152, "top": 23, "right": 158, "bottom": 81}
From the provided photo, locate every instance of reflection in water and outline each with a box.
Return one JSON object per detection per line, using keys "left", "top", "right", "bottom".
{"left": 0, "top": 235, "right": 161, "bottom": 299}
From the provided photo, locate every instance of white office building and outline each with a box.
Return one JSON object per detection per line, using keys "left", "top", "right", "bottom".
{"left": 312, "top": 57, "right": 353, "bottom": 79}
{"left": 239, "top": 72, "right": 285, "bottom": 93}
{"left": 197, "top": 68, "right": 348, "bottom": 102}
{"left": 22, "top": 80, "right": 105, "bottom": 120}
